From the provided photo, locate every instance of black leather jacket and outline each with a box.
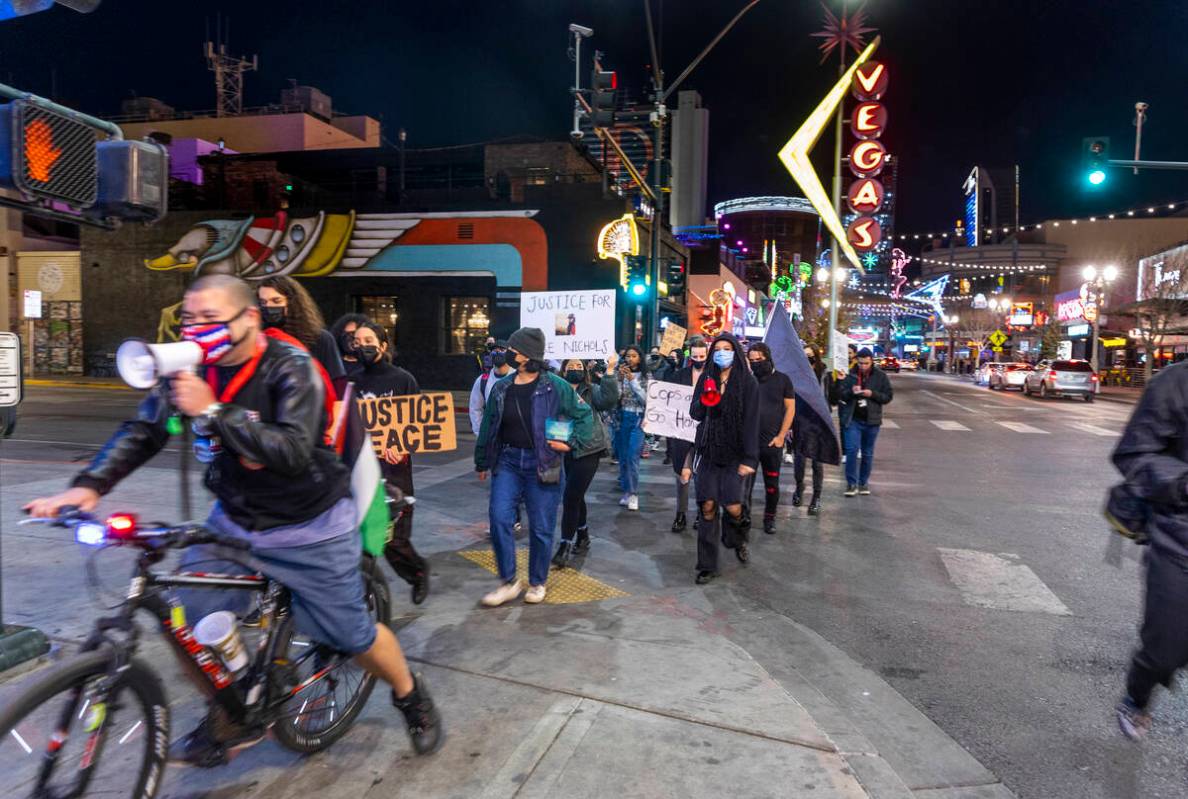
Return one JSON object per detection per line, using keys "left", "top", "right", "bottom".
{"left": 73, "top": 338, "right": 349, "bottom": 530}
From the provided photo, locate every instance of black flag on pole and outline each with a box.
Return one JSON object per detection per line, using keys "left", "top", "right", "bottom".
{"left": 763, "top": 303, "right": 841, "bottom": 466}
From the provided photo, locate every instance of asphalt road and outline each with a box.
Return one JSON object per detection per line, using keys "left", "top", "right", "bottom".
{"left": 0, "top": 374, "right": 1177, "bottom": 798}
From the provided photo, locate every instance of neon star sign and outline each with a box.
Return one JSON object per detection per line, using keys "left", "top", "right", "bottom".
{"left": 778, "top": 36, "right": 880, "bottom": 271}
{"left": 904, "top": 274, "right": 950, "bottom": 318}
{"left": 596, "top": 214, "right": 640, "bottom": 289}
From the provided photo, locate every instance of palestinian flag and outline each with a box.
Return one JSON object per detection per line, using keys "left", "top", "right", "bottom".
{"left": 331, "top": 384, "right": 390, "bottom": 557}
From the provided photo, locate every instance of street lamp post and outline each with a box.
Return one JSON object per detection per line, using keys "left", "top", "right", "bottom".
{"left": 945, "top": 314, "right": 959, "bottom": 373}
{"left": 1082, "top": 264, "right": 1119, "bottom": 371}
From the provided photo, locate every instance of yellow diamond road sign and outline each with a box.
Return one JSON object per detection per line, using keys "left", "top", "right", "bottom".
{"left": 989, "top": 329, "right": 1007, "bottom": 347}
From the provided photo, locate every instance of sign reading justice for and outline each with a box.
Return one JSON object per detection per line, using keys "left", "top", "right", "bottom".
{"left": 357, "top": 392, "right": 458, "bottom": 455}
{"left": 520, "top": 290, "right": 615, "bottom": 359}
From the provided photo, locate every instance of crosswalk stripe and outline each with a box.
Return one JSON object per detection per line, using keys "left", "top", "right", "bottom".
{"left": 930, "top": 420, "right": 970, "bottom": 431}
{"left": 939, "top": 548, "right": 1071, "bottom": 616}
{"left": 881, "top": 419, "right": 900, "bottom": 429}
{"left": 1068, "top": 422, "right": 1120, "bottom": 437}
{"left": 996, "top": 421, "right": 1049, "bottom": 434}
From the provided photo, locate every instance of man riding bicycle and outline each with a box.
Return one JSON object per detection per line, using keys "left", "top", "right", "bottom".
{"left": 25, "top": 274, "right": 441, "bottom": 765}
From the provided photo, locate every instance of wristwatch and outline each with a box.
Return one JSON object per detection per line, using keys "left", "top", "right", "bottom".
{"left": 192, "top": 402, "right": 223, "bottom": 435}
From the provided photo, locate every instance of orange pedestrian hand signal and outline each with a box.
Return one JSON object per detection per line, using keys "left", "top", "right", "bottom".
{"left": 24, "top": 119, "right": 62, "bottom": 182}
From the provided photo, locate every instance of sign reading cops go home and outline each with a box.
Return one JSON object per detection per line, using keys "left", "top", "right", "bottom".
{"left": 357, "top": 392, "right": 457, "bottom": 455}
{"left": 520, "top": 290, "right": 616, "bottom": 359}
{"left": 643, "top": 380, "right": 699, "bottom": 443}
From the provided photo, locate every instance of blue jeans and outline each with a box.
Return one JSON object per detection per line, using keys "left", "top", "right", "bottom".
{"left": 615, "top": 410, "right": 644, "bottom": 494}
{"left": 490, "top": 447, "right": 562, "bottom": 586}
{"left": 842, "top": 420, "right": 880, "bottom": 486}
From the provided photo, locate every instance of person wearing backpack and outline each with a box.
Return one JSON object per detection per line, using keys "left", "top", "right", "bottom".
{"left": 1111, "top": 360, "right": 1188, "bottom": 740}
{"left": 469, "top": 340, "right": 512, "bottom": 435}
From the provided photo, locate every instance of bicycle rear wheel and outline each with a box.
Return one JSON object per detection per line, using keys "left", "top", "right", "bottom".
{"left": 0, "top": 650, "right": 169, "bottom": 799}
{"left": 270, "top": 559, "right": 390, "bottom": 754}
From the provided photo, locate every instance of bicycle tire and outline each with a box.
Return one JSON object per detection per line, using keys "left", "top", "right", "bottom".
{"left": 271, "top": 561, "right": 390, "bottom": 754}
{"left": 0, "top": 650, "right": 169, "bottom": 799}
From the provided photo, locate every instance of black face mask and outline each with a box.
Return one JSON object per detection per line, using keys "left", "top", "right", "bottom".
{"left": 751, "top": 360, "right": 773, "bottom": 378}
{"left": 260, "top": 305, "right": 286, "bottom": 329}
{"left": 690, "top": 357, "right": 707, "bottom": 368}
{"left": 491, "top": 352, "right": 507, "bottom": 367}
{"left": 338, "top": 332, "right": 358, "bottom": 357}
{"left": 565, "top": 369, "right": 586, "bottom": 384}
{"left": 358, "top": 345, "right": 381, "bottom": 365}
{"left": 511, "top": 350, "right": 540, "bottom": 373}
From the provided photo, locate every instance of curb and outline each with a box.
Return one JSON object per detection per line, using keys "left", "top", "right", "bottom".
{"left": 25, "top": 379, "right": 135, "bottom": 392}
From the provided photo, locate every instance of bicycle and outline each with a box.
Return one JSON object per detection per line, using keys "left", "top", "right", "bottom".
{"left": 0, "top": 505, "right": 394, "bottom": 799}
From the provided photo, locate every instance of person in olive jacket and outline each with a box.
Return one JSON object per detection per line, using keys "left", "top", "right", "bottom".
{"left": 475, "top": 327, "right": 594, "bottom": 607}
{"left": 830, "top": 347, "right": 893, "bottom": 496}
{"left": 552, "top": 356, "right": 620, "bottom": 568}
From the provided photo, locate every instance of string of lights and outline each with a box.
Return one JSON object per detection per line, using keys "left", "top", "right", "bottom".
{"left": 914, "top": 257, "right": 1051, "bottom": 273}
{"left": 887, "top": 199, "right": 1188, "bottom": 243}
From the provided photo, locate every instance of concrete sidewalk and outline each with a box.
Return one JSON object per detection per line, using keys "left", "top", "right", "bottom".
{"left": 1, "top": 438, "right": 1014, "bottom": 798}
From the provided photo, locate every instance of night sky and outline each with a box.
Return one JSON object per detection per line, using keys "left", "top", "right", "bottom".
{"left": 5, "top": 0, "right": 1188, "bottom": 239}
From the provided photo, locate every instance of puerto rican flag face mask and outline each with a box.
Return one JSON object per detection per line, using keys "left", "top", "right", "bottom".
{"left": 181, "top": 307, "right": 247, "bottom": 365}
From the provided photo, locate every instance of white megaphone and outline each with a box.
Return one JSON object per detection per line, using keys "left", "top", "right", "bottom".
{"left": 116, "top": 339, "right": 203, "bottom": 389}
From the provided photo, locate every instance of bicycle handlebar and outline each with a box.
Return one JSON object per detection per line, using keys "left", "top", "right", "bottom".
{"left": 23, "top": 507, "right": 252, "bottom": 551}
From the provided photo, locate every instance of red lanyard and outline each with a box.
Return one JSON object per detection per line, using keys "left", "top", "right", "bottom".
{"left": 206, "top": 335, "right": 267, "bottom": 403}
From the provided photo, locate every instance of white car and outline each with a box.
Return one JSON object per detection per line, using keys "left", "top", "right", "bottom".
{"left": 989, "top": 362, "right": 1034, "bottom": 390}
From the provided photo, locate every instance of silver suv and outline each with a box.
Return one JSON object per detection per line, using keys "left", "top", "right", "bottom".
{"left": 1023, "top": 359, "right": 1098, "bottom": 402}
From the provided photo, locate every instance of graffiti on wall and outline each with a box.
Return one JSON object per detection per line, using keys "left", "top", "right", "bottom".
{"left": 147, "top": 210, "right": 549, "bottom": 341}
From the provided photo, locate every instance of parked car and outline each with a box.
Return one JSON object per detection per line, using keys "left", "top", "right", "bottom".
{"left": 989, "top": 362, "right": 1034, "bottom": 391}
{"left": 1023, "top": 359, "right": 1098, "bottom": 401}
{"left": 900, "top": 359, "right": 919, "bottom": 371}
{"left": 879, "top": 355, "right": 900, "bottom": 373}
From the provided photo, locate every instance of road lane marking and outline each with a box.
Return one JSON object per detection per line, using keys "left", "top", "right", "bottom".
{"left": 881, "top": 419, "right": 900, "bottom": 429}
{"left": 920, "top": 390, "right": 979, "bottom": 413}
{"left": 1067, "top": 422, "right": 1120, "bottom": 437}
{"left": 996, "top": 421, "right": 1049, "bottom": 434}
{"left": 929, "top": 420, "right": 970, "bottom": 431}
{"left": 938, "top": 548, "right": 1071, "bottom": 616}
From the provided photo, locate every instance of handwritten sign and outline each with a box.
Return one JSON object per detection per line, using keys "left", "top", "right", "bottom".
{"left": 642, "top": 380, "right": 699, "bottom": 442}
{"left": 658, "top": 322, "right": 687, "bottom": 359}
{"left": 357, "top": 392, "right": 457, "bottom": 455}
{"left": 520, "top": 290, "right": 615, "bottom": 358}
{"left": 831, "top": 330, "right": 851, "bottom": 376}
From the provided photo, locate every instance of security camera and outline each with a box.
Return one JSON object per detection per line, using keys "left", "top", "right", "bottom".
{"left": 1136, "top": 101, "right": 1149, "bottom": 112}
{"left": 569, "top": 23, "right": 593, "bottom": 37}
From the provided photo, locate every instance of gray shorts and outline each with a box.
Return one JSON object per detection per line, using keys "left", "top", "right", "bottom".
{"left": 177, "top": 499, "right": 376, "bottom": 656}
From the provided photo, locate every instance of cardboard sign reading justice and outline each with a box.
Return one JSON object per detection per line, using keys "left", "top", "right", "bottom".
{"left": 357, "top": 392, "right": 457, "bottom": 455}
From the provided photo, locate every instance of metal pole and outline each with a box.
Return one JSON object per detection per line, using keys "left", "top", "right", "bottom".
{"left": 398, "top": 128, "right": 406, "bottom": 204}
{"left": 827, "top": 1, "right": 848, "bottom": 374}
{"left": 571, "top": 32, "right": 584, "bottom": 138}
{"left": 644, "top": 0, "right": 664, "bottom": 351}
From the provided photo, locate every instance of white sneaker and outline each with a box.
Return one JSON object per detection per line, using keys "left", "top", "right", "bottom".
{"left": 627, "top": 494, "right": 639, "bottom": 511}
{"left": 783, "top": 452, "right": 794, "bottom": 465}
{"left": 619, "top": 493, "right": 630, "bottom": 506}
{"left": 524, "top": 584, "right": 547, "bottom": 604}
{"left": 481, "top": 580, "right": 523, "bottom": 607}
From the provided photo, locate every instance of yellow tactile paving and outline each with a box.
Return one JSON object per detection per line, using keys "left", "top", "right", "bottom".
{"left": 458, "top": 549, "right": 630, "bottom": 605}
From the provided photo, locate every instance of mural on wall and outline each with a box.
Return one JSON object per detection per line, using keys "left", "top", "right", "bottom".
{"left": 148, "top": 210, "right": 548, "bottom": 341}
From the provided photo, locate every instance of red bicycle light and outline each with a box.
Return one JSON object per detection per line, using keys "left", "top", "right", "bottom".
{"left": 105, "top": 513, "right": 138, "bottom": 538}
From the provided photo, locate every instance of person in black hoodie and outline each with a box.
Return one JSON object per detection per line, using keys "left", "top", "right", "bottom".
{"left": 669, "top": 336, "right": 709, "bottom": 532}
{"left": 688, "top": 333, "right": 760, "bottom": 584}
{"left": 352, "top": 321, "right": 430, "bottom": 605}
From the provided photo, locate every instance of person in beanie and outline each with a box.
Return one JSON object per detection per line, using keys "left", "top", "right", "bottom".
{"left": 474, "top": 327, "right": 594, "bottom": 606}
{"left": 831, "top": 347, "right": 893, "bottom": 496}
{"left": 687, "top": 333, "right": 760, "bottom": 584}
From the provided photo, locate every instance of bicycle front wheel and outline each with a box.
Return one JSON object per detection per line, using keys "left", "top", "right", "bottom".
{"left": 0, "top": 649, "right": 169, "bottom": 799}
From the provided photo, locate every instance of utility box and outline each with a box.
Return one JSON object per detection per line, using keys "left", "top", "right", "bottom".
{"left": 281, "top": 85, "right": 332, "bottom": 121}
{"left": 93, "top": 139, "right": 169, "bottom": 222}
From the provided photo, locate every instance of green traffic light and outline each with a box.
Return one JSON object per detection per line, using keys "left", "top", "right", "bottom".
{"left": 629, "top": 281, "right": 648, "bottom": 298}
{"left": 1088, "top": 169, "right": 1106, "bottom": 186}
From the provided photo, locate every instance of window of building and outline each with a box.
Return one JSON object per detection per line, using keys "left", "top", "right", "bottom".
{"left": 355, "top": 296, "right": 399, "bottom": 347}
{"left": 526, "top": 167, "right": 550, "bottom": 186}
{"left": 442, "top": 297, "right": 490, "bottom": 355}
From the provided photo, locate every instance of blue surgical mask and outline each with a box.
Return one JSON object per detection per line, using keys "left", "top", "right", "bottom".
{"left": 713, "top": 350, "right": 734, "bottom": 369}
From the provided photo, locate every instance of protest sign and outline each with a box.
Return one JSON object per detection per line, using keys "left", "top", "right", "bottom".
{"left": 831, "top": 330, "right": 851, "bottom": 376}
{"left": 520, "top": 290, "right": 615, "bottom": 359}
{"left": 658, "top": 322, "right": 687, "bottom": 358}
{"left": 357, "top": 392, "right": 457, "bottom": 455}
{"left": 642, "top": 380, "right": 699, "bottom": 442}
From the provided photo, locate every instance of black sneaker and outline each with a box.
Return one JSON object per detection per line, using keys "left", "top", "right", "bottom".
{"left": 671, "top": 513, "right": 687, "bottom": 533}
{"left": 552, "top": 541, "right": 572, "bottom": 568}
{"left": 1116, "top": 696, "right": 1152, "bottom": 741}
{"left": 393, "top": 673, "right": 443, "bottom": 755}
{"left": 791, "top": 490, "right": 804, "bottom": 507}
{"left": 695, "top": 570, "right": 717, "bottom": 585}
{"left": 411, "top": 570, "right": 430, "bottom": 605}
{"left": 844, "top": 485, "right": 858, "bottom": 497}
{"left": 168, "top": 709, "right": 263, "bottom": 768}
{"left": 807, "top": 496, "right": 821, "bottom": 516}
{"left": 736, "top": 542, "right": 750, "bottom": 564}
{"left": 763, "top": 516, "right": 776, "bottom": 535}
{"left": 575, "top": 527, "right": 591, "bottom": 553}
{"left": 858, "top": 485, "right": 872, "bottom": 496}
